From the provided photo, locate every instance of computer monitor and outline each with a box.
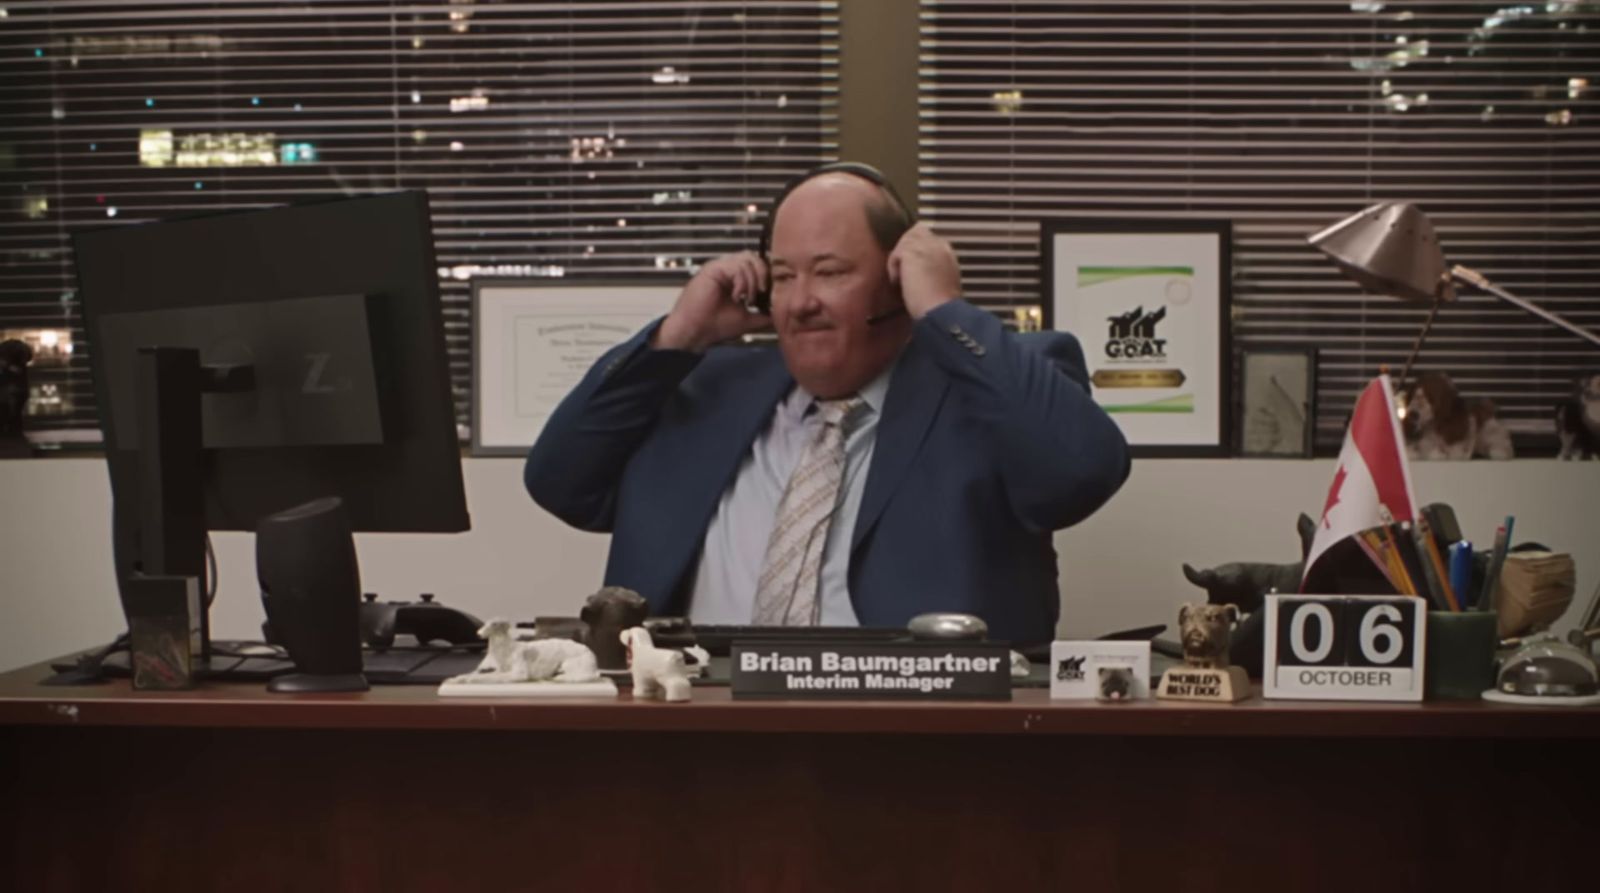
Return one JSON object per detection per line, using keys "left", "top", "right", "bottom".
{"left": 72, "top": 191, "right": 470, "bottom": 662}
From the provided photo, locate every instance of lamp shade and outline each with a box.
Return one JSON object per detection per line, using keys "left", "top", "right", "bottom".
{"left": 1307, "top": 202, "right": 1454, "bottom": 303}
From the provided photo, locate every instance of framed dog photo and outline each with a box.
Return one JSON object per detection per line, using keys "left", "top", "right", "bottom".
{"left": 471, "top": 279, "right": 678, "bottom": 456}
{"left": 1040, "top": 219, "right": 1232, "bottom": 458}
{"left": 1238, "top": 349, "right": 1316, "bottom": 458}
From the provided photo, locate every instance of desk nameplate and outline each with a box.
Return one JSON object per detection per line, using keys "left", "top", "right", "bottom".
{"left": 730, "top": 641, "right": 1012, "bottom": 701}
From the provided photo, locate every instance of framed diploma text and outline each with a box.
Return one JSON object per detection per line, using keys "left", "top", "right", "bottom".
{"left": 471, "top": 279, "right": 678, "bottom": 456}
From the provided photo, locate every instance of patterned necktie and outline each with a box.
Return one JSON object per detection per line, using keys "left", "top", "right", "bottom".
{"left": 751, "top": 397, "right": 863, "bottom": 625}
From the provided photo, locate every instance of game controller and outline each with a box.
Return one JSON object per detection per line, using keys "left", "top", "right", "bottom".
{"left": 359, "top": 593, "right": 483, "bottom": 650}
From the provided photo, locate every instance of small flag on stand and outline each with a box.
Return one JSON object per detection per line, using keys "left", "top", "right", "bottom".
{"left": 1302, "top": 374, "right": 1420, "bottom": 589}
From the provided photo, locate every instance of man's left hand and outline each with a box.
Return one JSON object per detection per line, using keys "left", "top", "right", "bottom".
{"left": 887, "top": 223, "right": 962, "bottom": 320}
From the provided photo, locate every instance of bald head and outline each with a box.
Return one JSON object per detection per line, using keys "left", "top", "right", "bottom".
{"left": 767, "top": 172, "right": 911, "bottom": 398}
{"left": 772, "top": 171, "right": 912, "bottom": 254}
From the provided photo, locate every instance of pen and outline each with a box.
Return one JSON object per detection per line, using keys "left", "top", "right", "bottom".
{"left": 1448, "top": 541, "right": 1473, "bottom": 612}
{"left": 1477, "top": 518, "right": 1514, "bottom": 612}
{"left": 1380, "top": 522, "right": 1418, "bottom": 597}
{"left": 1418, "top": 516, "right": 1459, "bottom": 611}
{"left": 1408, "top": 519, "right": 1453, "bottom": 611}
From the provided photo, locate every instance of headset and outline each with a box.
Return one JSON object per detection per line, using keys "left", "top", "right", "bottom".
{"left": 750, "top": 160, "right": 915, "bottom": 318}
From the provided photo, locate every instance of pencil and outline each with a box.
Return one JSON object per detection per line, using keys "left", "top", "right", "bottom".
{"left": 1364, "top": 530, "right": 1408, "bottom": 595}
{"left": 1379, "top": 522, "right": 1418, "bottom": 596}
{"left": 1354, "top": 532, "right": 1401, "bottom": 591}
{"left": 1417, "top": 516, "right": 1460, "bottom": 611}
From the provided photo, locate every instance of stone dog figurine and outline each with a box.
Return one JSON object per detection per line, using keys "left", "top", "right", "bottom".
{"left": 1181, "top": 562, "right": 1301, "bottom": 615}
{"left": 1178, "top": 603, "right": 1238, "bottom": 670}
{"left": 1181, "top": 513, "right": 1314, "bottom": 613}
{"left": 579, "top": 586, "right": 648, "bottom": 671}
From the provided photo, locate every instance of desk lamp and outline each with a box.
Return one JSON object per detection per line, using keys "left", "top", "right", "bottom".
{"left": 1307, "top": 201, "right": 1600, "bottom": 398}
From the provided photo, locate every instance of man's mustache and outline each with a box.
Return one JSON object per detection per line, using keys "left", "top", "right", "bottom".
{"left": 785, "top": 303, "right": 906, "bottom": 329}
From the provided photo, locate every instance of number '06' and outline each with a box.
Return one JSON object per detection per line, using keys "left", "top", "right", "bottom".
{"left": 1288, "top": 602, "right": 1406, "bottom": 666}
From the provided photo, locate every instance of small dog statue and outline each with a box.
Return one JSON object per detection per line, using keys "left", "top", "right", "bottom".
{"left": 1178, "top": 603, "right": 1238, "bottom": 670}
{"left": 1157, "top": 603, "right": 1249, "bottom": 701}
{"left": 619, "top": 627, "right": 692, "bottom": 702}
{"left": 1402, "top": 372, "right": 1514, "bottom": 460}
{"left": 1556, "top": 373, "right": 1600, "bottom": 460}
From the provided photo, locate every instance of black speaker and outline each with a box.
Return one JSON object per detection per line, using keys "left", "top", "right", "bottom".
{"left": 257, "top": 496, "right": 369, "bottom": 692}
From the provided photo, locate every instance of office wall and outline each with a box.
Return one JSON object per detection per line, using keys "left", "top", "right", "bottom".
{"left": 2, "top": 456, "right": 1593, "bottom": 672}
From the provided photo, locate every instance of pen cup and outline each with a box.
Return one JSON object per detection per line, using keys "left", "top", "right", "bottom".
{"left": 1424, "top": 611, "right": 1498, "bottom": 700}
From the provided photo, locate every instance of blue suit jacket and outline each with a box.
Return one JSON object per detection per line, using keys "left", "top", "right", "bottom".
{"left": 525, "top": 301, "right": 1130, "bottom": 644}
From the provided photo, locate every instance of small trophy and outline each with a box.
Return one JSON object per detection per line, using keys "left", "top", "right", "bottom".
{"left": 1157, "top": 603, "right": 1250, "bottom": 702}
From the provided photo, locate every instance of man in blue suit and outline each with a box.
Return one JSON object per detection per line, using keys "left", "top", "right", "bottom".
{"left": 525, "top": 164, "right": 1130, "bottom": 644}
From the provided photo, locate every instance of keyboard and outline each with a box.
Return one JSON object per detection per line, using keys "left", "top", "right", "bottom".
{"left": 362, "top": 649, "right": 483, "bottom": 685}
{"left": 647, "top": 624, "right": 909, "bottom": 657}
{"left": 50, "top": 640, "right": 485, "bottom": 686}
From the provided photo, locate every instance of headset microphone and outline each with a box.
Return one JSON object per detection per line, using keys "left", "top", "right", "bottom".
{"left": 866, "top": 305, "right": 908, "bottom": 326}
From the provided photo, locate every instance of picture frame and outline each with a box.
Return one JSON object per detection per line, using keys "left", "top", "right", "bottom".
{"left": 471, "top": 279, "right": 679, "bottom": 456}
{"left": 1238, "top": 349, "right": 1317, "bottom": 458}
{"left": 1040, "top": 219, "right": 1232, "bottom": 457}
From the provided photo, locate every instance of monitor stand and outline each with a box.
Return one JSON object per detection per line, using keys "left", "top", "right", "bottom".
{"left": 121, "top": 347, "right": 257, "bottom": 666}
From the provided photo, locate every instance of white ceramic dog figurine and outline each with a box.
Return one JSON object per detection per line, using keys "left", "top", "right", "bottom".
{"left": 619, "top": 627, "right": 692, "bottom": 702}
{"left": 451, "top": 619, "right": 601, "bottom": 684}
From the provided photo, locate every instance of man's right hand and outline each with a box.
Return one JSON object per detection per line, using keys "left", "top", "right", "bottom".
{"left": 653, "top": 251, "right": 773, "bottom": 353}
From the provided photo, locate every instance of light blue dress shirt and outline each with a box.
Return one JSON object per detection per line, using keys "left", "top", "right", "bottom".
{"left": 687, "top": 362, "right": 896, "bottom": 625}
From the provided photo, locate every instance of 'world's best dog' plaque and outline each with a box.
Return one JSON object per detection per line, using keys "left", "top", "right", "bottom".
{"left": 1264, "top": 595, "right": 1426, "bottom": 701}
{"left": 730, "top": 641, "right": 1012, "bottom": 701}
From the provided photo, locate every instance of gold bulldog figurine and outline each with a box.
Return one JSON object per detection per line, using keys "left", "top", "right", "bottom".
{"left": 1157, "top": 603, "right": 1251, "bottom": 702}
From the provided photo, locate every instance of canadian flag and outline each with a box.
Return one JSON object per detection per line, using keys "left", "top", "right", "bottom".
{"left": 1301, "top": 375, "right": 1419, "bottom": 587}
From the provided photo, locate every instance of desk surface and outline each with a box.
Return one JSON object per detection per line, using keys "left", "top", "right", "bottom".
{"left": 4, "top": 660, "right": 1597, "bottom": 738}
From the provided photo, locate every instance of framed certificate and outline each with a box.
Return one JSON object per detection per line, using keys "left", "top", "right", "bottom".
{"left": 471, "top": 279, "right": 679, "bottom": 456}
{"left": 1040, "top": 219, "right": 1232, "bottom": 457}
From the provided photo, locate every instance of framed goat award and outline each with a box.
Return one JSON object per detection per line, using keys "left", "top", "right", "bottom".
{"left": 1040, "top": 219, "right": 1232, "bottom": 457}
{"left": 471, "top": 279, "right": 678, "bottom": 455}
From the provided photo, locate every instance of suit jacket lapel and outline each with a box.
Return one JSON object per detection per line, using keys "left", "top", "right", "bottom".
{"left": 851, "top": 340, "right": 948, "bottom": 554}
{"left": 655, "top": 348, "right": 792, "bottom": 603}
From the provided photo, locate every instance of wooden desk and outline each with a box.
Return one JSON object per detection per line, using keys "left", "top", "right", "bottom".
{"left": 3, "top": 661, "right": 1596, "bottom": 892}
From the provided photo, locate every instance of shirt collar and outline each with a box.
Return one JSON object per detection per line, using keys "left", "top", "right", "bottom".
{"left": 784, "top": 354, "right": 899, "bottom": 421}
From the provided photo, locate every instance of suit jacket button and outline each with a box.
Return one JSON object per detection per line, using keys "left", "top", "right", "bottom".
{"left": 948, "top": 324, "right": 964, "bottom": 335}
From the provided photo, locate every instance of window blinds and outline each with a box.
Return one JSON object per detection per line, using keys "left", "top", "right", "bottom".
{"left": 0, "top": 0, "right": 840, "bottom": 440}
{"left": 918, "top": 0, "right": 1598, "bottom": 453}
